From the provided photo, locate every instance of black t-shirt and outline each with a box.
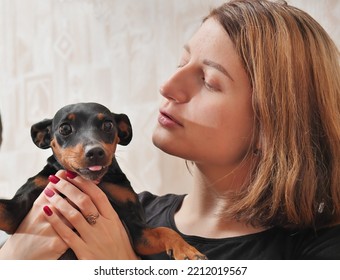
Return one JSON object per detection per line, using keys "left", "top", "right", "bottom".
{"left": 138, "top": 191, "right": 340, "bottom": 260}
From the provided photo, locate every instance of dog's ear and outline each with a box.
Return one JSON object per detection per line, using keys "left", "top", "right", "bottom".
{"left": 113, "top": 113, "right": 132, "bottom": 146}
{"left": 31, "top": 119, "right": 53, "bottom": 149}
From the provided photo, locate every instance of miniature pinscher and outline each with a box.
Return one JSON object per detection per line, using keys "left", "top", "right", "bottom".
{"left": 0, "top": 102, "right": 206, "bottom": 260}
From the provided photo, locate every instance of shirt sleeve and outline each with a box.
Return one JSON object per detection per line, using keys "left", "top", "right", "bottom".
{"left": 297, "top": 224, "right": 340, "bottom": 260}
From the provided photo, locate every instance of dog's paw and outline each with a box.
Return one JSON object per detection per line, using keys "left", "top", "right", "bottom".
{"left": 166, "top": 242, "right": 207, "bottom": 260}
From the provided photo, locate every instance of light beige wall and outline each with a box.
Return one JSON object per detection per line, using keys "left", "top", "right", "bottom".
{"left": 0, "top": 0, "right": 339, "bottom": 200}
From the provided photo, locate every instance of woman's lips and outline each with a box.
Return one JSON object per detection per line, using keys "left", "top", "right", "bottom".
{"left": 158, "top": 111, "right": 183, "bottom": 127}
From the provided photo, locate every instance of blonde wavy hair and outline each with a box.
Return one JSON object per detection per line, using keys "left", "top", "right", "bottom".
{"left": 208, "top": 0, "right": 340, "bottom": 229}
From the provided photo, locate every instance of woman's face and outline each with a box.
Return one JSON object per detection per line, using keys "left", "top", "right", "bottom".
{"left": 152, "top": 18, "right": 254, "bottom": 170}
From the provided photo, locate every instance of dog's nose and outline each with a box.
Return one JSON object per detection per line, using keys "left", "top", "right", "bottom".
{"left": 85, "top": 147, "right": 105, "bottom": 161}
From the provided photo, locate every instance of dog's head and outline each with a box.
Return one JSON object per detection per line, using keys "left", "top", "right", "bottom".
{"left": 31, "top": 102, "right": 132, "bottom": 182}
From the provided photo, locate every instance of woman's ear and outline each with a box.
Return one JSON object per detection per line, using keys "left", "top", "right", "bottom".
{"left": 113, "top": 113, "right": 133, "bottom": 146}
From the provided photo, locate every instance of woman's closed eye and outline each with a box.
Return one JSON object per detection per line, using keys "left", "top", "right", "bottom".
{"left": 202, "top": 75, "right": 221, "bottom": 92}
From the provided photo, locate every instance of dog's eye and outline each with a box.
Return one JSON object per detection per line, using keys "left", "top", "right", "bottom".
{"left": 102, "top": 121, "right": 114, "bottom": 133}
{"left": 59, "top": 124, "right": 72, "bottom": 136}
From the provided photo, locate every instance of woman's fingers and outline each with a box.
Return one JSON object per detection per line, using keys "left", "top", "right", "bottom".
{"left": 47, "top": 174, "right": 99, "bottom": 216}
{"left": 41, "top": 170, "right": 139, "bottom": 259}
{"left": 43, "top": 205, "right": 92, "bottom": 258}
{"left": 57, "top": 170, "right": 119, "bottom": 219}
{"left": 54, "top": 170, "right": 118, "bottom": 219}
{"left": 43, "top": 171, "right": 118, "bottom": 242}
{"left": 42, "top": 205, "right": 86, "bottom": 254}
{"left": 0, "top": 190, "right": 68, "bottom": 260}
{"left": 42, "top": 189, "right": 133, "bottom": 259}
{"left": 43, "top": 184, "right": 97, "bottom": 239}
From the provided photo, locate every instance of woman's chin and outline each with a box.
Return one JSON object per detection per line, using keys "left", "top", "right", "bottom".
{"left": 152, "top": 129, "right": 169, "bottom": 152}
{"left": 152, "top": 129, "right": 177, "bottom": 155}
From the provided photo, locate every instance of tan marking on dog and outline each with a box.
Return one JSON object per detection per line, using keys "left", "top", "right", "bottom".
{"left": 33, "top": 176, "right": 49, "bottom": 188}
{"left": 135, "top": 227, "right": 207, "bottom": 259}
{"left": 34, "top": 130, "right": 48, "bottom": 148}
{"left": 50, "top": 138, "right": 57, "bottom": 149}
{"left": 100, "top": 182, "right": 137, "bottom": 203}
{"left": 97, "top": 113, "right": 105, "bottom": 120}
{"left": 118, "top": 121, "right": 128, "bottom": 131}
{"left": 51, "top": 139, "right": 85, "bottom": 171}
{"left": 51, "top": 137, "right": 118, "bottom": 171}
{"left": 67, "top": 113, "right": 76, "bottom": 121}
{"left": 0, "top": 204, "right": 17, "bottom": 234}
{"left": 102, "top": 137, "right": 119, "bottom": 158}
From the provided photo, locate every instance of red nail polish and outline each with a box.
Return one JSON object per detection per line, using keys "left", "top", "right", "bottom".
{"left": 66, "top": 170, "right": 77, "bottom": 179}
{"left": 44, "top": 187, "right": 55, "bottom": 197}
{"left": 48, "top": 175, "right": 60, "bottom": 184}
{"left": 43, "top": 205, "right": 53, "bottom": 216}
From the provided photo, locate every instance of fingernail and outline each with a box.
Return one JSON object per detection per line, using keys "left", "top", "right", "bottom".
{"left": 44, "top": 187, "right": 55, "bottom": 198}
{"left": 66, "top": 170, "right": 77, "bottom": 179}
{"left": 48, "top": 175, "right": 60, "bottom": 184}
{"left": 43, "top": 205, "right": 53, "bottom": 216}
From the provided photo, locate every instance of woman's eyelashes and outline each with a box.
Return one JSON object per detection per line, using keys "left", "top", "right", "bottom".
{"left": 202, "top": 75, "right": 221, "bottom": 92}
{"left": 202, "top": 76, "right": 214, "bottom": 90}
{"left": 177, "top": 59, "right": 188, "bottom": 68}
{"left": 177, "top": 56, "right": 221, "bottom": 92}
{"left": 177, "top": 49, "right": 190, "bottom": 68}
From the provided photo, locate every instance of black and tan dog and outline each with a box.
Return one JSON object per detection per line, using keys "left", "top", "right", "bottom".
{"left": 0, "top": 102, "right": 206, "bottom": 260}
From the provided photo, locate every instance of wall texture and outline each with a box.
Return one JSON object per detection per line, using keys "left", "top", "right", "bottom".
{"left": 0, "top": 0, "right": 339, "bottom": 202}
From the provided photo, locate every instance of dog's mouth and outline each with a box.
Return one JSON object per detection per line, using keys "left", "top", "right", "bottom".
{"left": 76, "top": 165, "right": 109, "bottom": 182}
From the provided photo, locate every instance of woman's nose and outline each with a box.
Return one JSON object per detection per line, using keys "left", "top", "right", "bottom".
{"left": 159, "top": 65, "right": 198, "bottom": 103}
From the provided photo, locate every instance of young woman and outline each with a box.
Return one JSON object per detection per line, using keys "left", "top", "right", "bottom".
{"left": 1, "top": 0, "right": 339, "bottom": 259}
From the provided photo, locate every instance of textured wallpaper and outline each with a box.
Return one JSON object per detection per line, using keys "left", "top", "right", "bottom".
{"left": 0, "top": 0, "right": 339, "bottom": 202}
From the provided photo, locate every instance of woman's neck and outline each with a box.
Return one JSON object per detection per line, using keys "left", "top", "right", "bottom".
{"left": 174, "top": 161, "right": 266, "bottom": 238}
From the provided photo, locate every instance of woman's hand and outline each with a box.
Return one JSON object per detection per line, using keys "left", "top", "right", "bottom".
{"left": 0, "top": 190, "right": 68, "bottom": 260}
{"left": 42, "top": 170, "right": 139, "bottom": 260}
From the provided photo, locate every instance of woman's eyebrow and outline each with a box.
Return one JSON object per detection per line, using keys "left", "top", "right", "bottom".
{"left": 203, "top": 59, "right": 234, "bottom": 81}
{"left": 183, "top": 44, "right": 234, "bottom": 81}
